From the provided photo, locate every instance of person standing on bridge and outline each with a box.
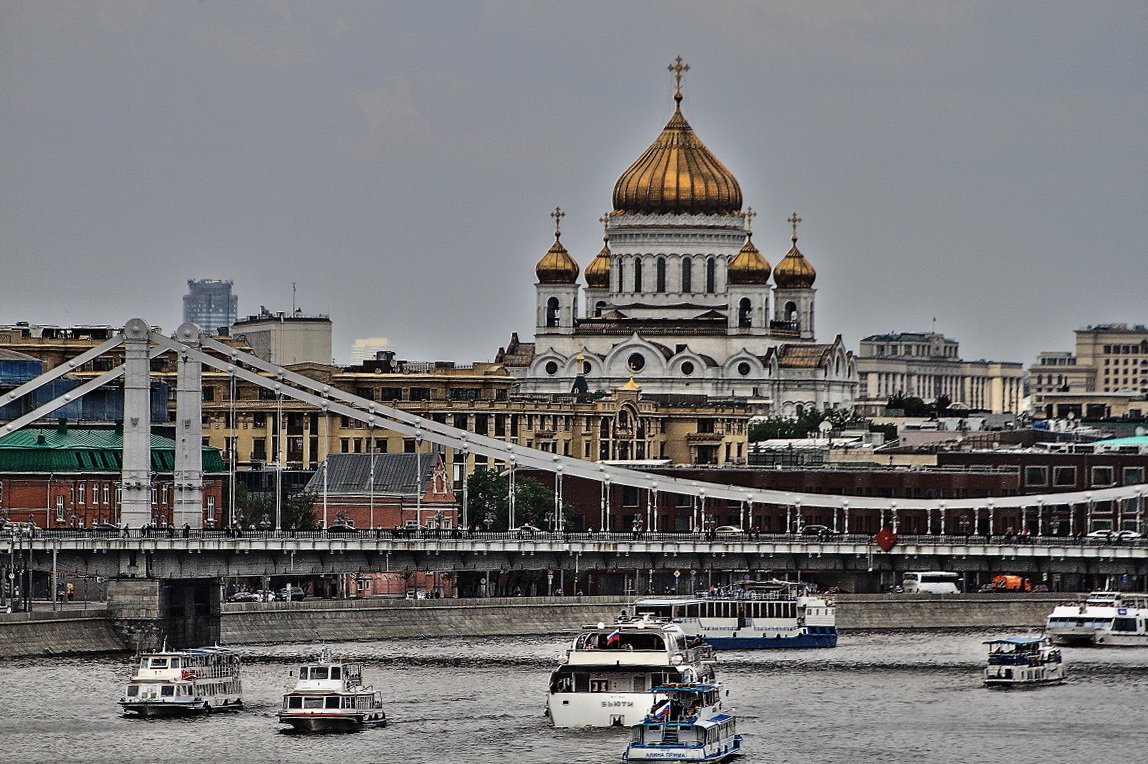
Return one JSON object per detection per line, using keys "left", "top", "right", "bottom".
{"left": 182, "top": 523, "right": 190, "bottom": 538}
{"left": 121, "top": 522, "right": 130, "bottom": 538}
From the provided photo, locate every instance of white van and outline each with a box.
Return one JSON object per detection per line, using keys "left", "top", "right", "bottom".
{"left": 902, "top": 571, "right": 961, "bottom": 594}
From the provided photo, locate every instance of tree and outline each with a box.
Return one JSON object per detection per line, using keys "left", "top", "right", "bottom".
{"left": 464, "top": 467, "right": 569, "bottom": 530}
{"left": 281, "top": 490, "right": 318, "bottom": 531}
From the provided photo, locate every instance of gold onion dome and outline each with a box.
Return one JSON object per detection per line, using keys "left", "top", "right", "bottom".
{"left": 612, "top": 91, "right": 742, "bottom": 215}
{"left": 727, "top": 235, "right": 771, "bottom": 285}
{"left": 585, "top": 237, "right": 612, "bottom": 288}
{"left": 535, "top": 235, "right": 580, "bottom": 284}
{"left": 774, "top": 213, "right": 816, "bottom": 288}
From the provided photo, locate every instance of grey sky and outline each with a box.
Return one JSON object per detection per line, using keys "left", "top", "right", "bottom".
{"left": 3, "top": 2, "right": 1145, "bottom": 366}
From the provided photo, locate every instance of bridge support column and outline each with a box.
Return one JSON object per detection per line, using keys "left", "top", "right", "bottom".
{"left": 107, "top": 577, "right": 220, "bottom": 651}
{"left": 173, "top": 323, "right": 205, "bottom": 529}
{"left": 120, "top": 318, "right": 153, "bottom": 529}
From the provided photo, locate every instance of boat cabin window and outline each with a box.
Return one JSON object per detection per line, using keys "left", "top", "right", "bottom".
{"left": 287, "top": 696, "right": 303, "bottom": 708}
{"left": 303, "top": 697, "right": 324, "bottom": 708}
{"left": 590, "top": 679, "right": 610, "bottom": 692}
{"left": 1113, "top": 617, "right": 1138, "bottom": 632}
{"left": 161, "top": 686, "right": 175, "bottom": 696}
{"left": 126, "top": 685, "right": 139, "bottom": 697}
{"left": 330, "top": 667, "right": 341, "bottom": 680}
{"left": 310, "top": 667, "right": 329, "bottom": 680}
{"left": 637, "top": 604, "right": 675, "bottom": 618}
{"left": 299, "top": 668, "right": 307, "bottom": 679}
{"left": 168, "top": 658, "right": 180, "bottom": 668}
{"left": 325, "top": 697, "right": 340, "bottom": 709}
{"left": 149, "top": 658, "right": 168, "bottom": 669}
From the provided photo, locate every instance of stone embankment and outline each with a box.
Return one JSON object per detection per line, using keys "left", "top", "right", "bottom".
{"left": 0, "top": 592, "right": 1076, "bottom": 657}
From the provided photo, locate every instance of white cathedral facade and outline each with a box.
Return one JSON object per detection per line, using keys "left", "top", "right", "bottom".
{"left": 502, "top": 66, "right": 857, "bottom": 416}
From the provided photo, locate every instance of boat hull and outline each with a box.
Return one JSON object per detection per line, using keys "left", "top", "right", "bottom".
{"left": 548, "top": 691, "right": 665, "bottom": 728}
{"left": 277, "top": 711, "right": 387, "bottom": 732}
{"left": 120, "top": 699, "right": 243, "bottom": 717}
{"left": 624, "top": 736, "right": 743, "bottom": 762}
{"left": 703, "top": 631, "right": 836, "bottom": 649}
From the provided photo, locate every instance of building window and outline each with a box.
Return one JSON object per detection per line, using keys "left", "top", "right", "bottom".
{"left": 544, "top": 362, "right": 558, "bottom": 376}
{"left": 738, "top": 298, "right": 751, "bottom": 328}
{"left": 1122, "top": 467, "right": 1144, "bottom": 485}
{"left": 55, "top": 495, "right": 64, "bottom": 522}
{"left": 546, "top": 296, "right": 560, "bottom": 327}
{"left": 705, "top": 257, "right": 716, "bottom": 293}
{"left": 78, "top": 484, "right": 86, "bottom": 505}
{"left": 633, "top": 259, "right": 643, "bottom": 292}
{"left": 655, "top": 257, "right": 666, "bottom": 292}
{"left": 450, "top": 388, "right": 479, "bottom": 400}
{"left": 1053, "top": 466, "right": 1076, "bottom": 487}
{"left": 1091, "top": 466, "right": 1115, "bottom": 487}
{"left": 409, "top": 388, "right": 431, "bottom": 401}
{"left": 627, "top": 353, "right": 645, "bottom": 372}
{"left": 1024, "top": 466, "right": 1048, "bottom": 486}
{"left": 202, "top": 386, "right": 216, "bottom": 402}
{"left": 681, "top": 258, "right": 692, "bottom": 292}
{"left": 681, "top": 361, "right": 694, "bottom": 376}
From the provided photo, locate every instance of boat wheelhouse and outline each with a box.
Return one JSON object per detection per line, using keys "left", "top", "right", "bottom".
{"left": 546, "top": 614, "right": 716, "bottom": 728}
{"left": 623, "top": 683, "right": 741, "bottom": 763}
{"left": 983, "top": 637, "right": 1065, "bottom": 687}
{"left": 634, "top": 580, "right": 836, "bottom": 649}
{"left": 119, "top": 647, "right": 243, "bottom": 716}
{"left": 278, "top": 648, "right": 387, "bottom": 732}
{"left": 1046, "top": 591, "right": 1148, "bottom": 646}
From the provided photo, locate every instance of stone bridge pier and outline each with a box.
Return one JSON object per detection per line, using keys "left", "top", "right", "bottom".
{"left": 106, "top": 578, "right": 220, "bottom": 651}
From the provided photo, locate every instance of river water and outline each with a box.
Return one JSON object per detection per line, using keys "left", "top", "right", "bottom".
{"left": 1, "top": 630, "right": 1145, "bottom": 763}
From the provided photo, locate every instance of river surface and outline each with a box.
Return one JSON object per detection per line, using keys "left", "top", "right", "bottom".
{"left": 1, "top": 630, "right": 1145, "bottom": 763}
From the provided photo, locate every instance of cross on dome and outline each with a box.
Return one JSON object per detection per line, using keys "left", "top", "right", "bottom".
{"left": 745, "top": 207, "right": 756, "bottom": 234}
{"left": 788, "top": 212, "right": 802, "bottom": 242}
{"left": 551, "top": 206, "right": 565, "bottom": 238}
{"left": 668, "top": 56, "right": 689, "bottom": 100}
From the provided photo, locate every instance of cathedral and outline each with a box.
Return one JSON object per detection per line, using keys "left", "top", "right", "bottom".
{"left": 501, "top": 61, "right": 857, "bottom": 416}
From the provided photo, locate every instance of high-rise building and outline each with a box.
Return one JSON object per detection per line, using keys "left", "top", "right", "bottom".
{"left": 183, "top": 279, "right": 238, "bottom": 334}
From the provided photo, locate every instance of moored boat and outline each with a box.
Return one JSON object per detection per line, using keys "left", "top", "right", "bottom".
{"left": 634, "top": 579, "right": 836, "bottom": 649}
{"left": 546, "top": 613, "right": 716, "bottom": 728}
{"left": 623, "top": 683, "right": 742, "bottom": 762}
{"left": 119, "top": 647, "right": 243, "bottom": 716}
{"left": 983, "top": 637, "right": 1065, "bottom": 687}
{"left": 278, "top": 648, "right": 387, "bottom": 732}
{"left": 1046, "top": 591, "right": 1148, "bottom": 646}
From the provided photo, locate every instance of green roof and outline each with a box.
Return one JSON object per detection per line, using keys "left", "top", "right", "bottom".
{"left": 0, "top": 427, "right": 225, "bottom": 473}
{"left": 1092, "top": 435, "right": 1148, "bottom": 447}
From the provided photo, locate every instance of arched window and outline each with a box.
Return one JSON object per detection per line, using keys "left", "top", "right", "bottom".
{"left": 655, "top": 257, "right": 666, "bottom": 292}
{"left": 738, "top": 298, "right": 752, "bottom": 328}
{"left": 705, "top": 257, "right": 716, "bottom": 293}
{"left": 594, "top": 300, "right": 606, "bottom": 317}
{"left": 615, "top": 257, "right": 624, "bottom": 292}
{"left": 785, "top": 301, "right": 798, "bottom": 322}
{"left": 681, "top": 258, "right": 692, "bottom": 292}
{"left": 633, "top": 258, "right": 643, "bottom": 293}
{"left": 546, "top": 296, "right": 559, "bottom": 327}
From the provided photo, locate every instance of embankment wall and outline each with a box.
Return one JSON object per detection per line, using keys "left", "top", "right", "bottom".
{"left": 0, "top": 608, "right": 124, "bottom": 658}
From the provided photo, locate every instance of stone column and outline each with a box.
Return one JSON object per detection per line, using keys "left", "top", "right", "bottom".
{"left": 173, "top": 323, "right": 204, "bottom": 529}
{"left": 119, "top": 319, "right": 153, "bottom": 528}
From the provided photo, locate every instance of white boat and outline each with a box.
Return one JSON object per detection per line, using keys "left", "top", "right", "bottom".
{"left": 634, "top": 579, "right": 836, "bottom": 649}
{"left": 119, "top": 647, "right": 243, "bottom": 716}
{"left": 623, "top": 683, "right": 742, "bottom": 762}
{"left": 278, "top": 648, "right": 387, "bottom": 732}
{"left": 983, "top": 637, "right": 1065, "bottom": 687}
{"left": 1046, "top": 591, "right": 1148, "bottom": 646}
{"left": 546, "top": 613, "right": 717, "bottom": 728}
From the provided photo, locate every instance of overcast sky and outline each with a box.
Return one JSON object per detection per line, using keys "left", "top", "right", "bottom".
{"left": 3, "top": 2, "right": 1145, "bottom": 366}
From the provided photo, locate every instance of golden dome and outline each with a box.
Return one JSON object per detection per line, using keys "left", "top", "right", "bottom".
{"left": 584, "top": 238, "right": 612, "bottom": 288}
{"left": 774, "top": 212, "right": 815, "bottom": 288}
{"left": 612, "top": 92, "right": 742, "bottom": 215}
{"left": 535, "top": 234, "right": 580, "bottom": 284}
{"left": 727, "top": 235, "right": 771, "bottom": 285}
{"left": 774, "top": 242, "right": 816, "bottom": 288}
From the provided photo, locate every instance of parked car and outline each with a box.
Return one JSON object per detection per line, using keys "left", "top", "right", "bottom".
{"left": 227, "top": 591, "right": 259, "bottom": 603}
{"left": 277, "top": 586, "right": 306, "bottom": 601}
{"left": 325, "top": 523, "right": 359, "bottom": 534}
{"left": 90, "top": 522, "right": 121, "bottom": 534}
{"left": 713, "top": 526, "right": 745, "bottom": 536}
{"left": 799, "top": 524, "right": 839, "bottom": 538}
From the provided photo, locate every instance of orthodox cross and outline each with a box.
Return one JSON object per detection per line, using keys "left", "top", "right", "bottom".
{"left": 788, "top": 212, "right": 802, "bottom": 241}
{"left": 599, "top": 214, "right": 610, "bottom": 241}
{"left": 744, "top": 207, "right": 756, "bottom": 234}
{"left": 551, "top": 206, "right": 565, "bottom": 238}
{"left": 668, "top": 56, "right": 689, "bottom": 98}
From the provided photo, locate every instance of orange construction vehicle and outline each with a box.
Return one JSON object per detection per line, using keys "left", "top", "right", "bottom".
{"left": 991, "top": 575, "right": 1032, "bottom": 592}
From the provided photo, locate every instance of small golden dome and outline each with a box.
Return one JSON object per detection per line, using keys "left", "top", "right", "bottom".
{"left": 585, "top": 238, "right": 611, "bottom": 288}
{"left": 535, "top": 235, "right": 580, "bottom": 284}
{"left": 775, "top": 213, "right": 815, "bottom": 288}
{"left": 727, "top": 235, "right": 771, "bottom": 285}
{"left": 774, "top": 242, "right": 816, "bottom": 288}
{"left": 612, "top": 92, "right": 742, "bottom": 215}
{"left": 622, "top": 377, "right": 641, "bottom": 391}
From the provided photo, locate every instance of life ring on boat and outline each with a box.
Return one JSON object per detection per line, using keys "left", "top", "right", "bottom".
{"left": 181, "top": 670, "right": 197, "bottom": 680}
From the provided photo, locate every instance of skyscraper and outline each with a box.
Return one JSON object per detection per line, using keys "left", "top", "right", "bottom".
{"left": 183, "top": 279, "right": 238, "bottom": 334}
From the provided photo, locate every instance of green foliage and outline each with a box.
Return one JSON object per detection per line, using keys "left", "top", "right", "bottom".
{"left": 232, "top": 483, "right": 316, "bottom": 530}
{"left": 464, "top": 467, "right": 570, "bottom": 531}
{"left": 886, "top": 392, "right": 951, "bottom": 417}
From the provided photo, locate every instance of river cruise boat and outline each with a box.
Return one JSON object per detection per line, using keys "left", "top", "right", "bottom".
{"left": 634, "top": 580, "right": 836, "bottom": 649}
{"left": 119, "top": 647, "right": 243, "bottom": 716}
{"left": 623, "top": 683, "right": 741, "bottom": 763}
{"left": 278, "top": 648, "right": 387, "bottom": 732}
{"left": 546, "top": 613, "right": 717, "bottom": 728}
{"left": 983, "top": 637, "right": 1065, "bottom": 687}
{"left": 1046, "top": 591, "right": 1148, "bottom": 646}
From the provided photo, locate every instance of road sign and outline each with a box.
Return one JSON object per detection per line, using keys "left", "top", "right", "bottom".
{"left": 674, "top": 570, "right": 681, "bottom": 579}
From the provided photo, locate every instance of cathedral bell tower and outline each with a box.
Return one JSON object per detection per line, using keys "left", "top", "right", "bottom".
{"left": 772, "top": 212, "right": 816, "bottom": 340}
{"left": 534, "top": 207, "right": 580, "bottom": 336}
{"left": 726, "top": 208, "right": 771, "bottom": 334}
